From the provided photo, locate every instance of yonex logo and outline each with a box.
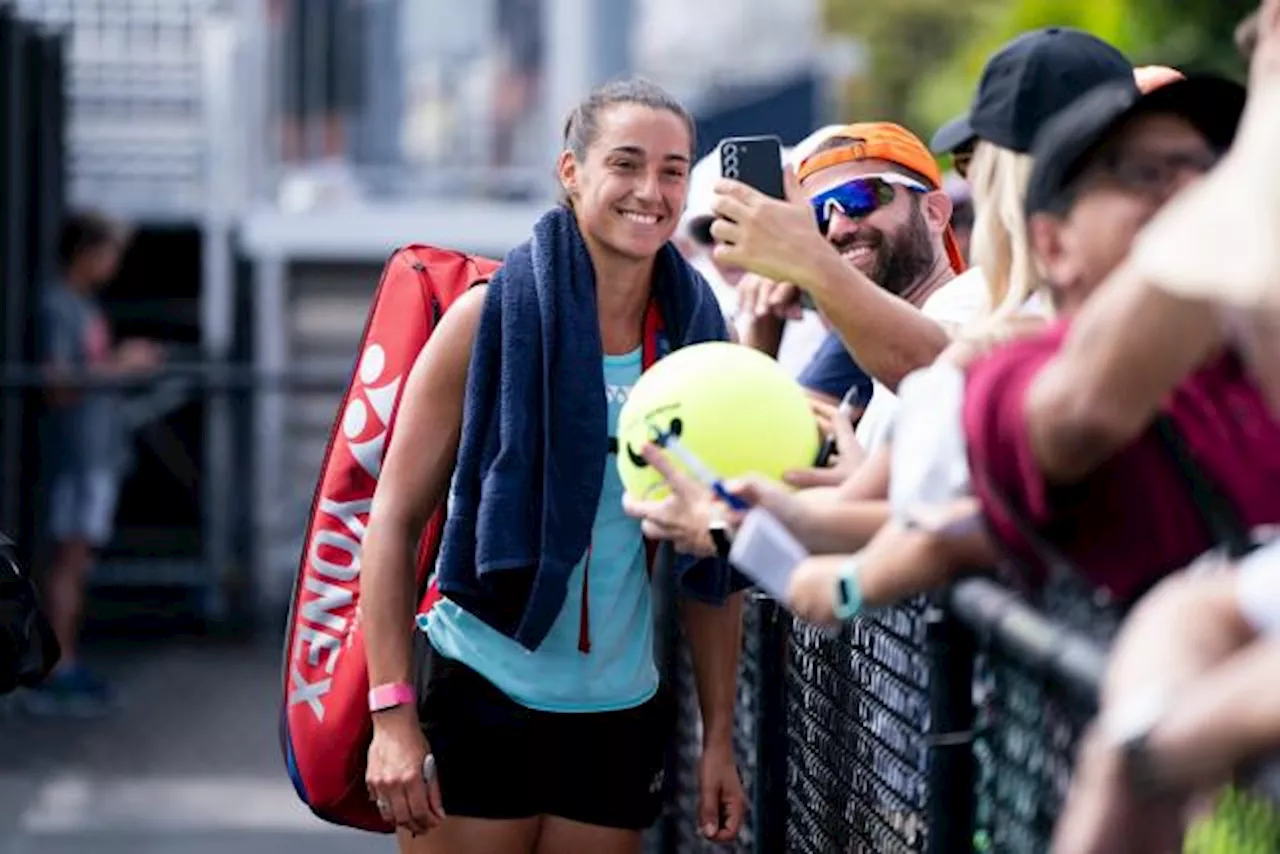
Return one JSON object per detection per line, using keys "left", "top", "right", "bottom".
{"left": 605, "top": 383, "right": 631, "bottom": 405}
{"left": 341, "top": 344, "right": 403, "bottom": 479}
{"left": 289, "top": 340, "right": 402, "bottom": 722}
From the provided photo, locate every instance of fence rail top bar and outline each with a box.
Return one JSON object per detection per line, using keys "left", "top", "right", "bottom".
{"left": 949, "top": 576, "right": 1109, "bottom": 699}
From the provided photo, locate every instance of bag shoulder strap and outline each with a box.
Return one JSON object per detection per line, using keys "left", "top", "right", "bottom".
{"left": 1151, "top": 413, "right": 1257, "bottom": 560}
{"left": 972, "top": 413, "right": 1258, "bottom": 616}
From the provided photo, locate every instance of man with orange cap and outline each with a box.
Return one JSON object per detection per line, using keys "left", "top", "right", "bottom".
{"left": 710, "top": 121, "right": 989, "bottom": 452}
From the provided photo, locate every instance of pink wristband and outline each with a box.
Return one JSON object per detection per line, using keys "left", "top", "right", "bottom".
{"left": 368, "top": 682, "right": 415, "bottom": 713}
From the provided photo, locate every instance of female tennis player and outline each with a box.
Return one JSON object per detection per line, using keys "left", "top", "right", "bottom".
{"left": 359, "top": 77, "right": 747, "bottom": 854}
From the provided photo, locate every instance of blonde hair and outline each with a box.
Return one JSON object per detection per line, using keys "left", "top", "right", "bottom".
{"left": 965, "top": 140, "right": 1047, "bottom": 322}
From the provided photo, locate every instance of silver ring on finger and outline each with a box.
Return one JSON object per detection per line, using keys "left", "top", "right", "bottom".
{"left": 422, "top": 753, "right": 437, "bottom": 784}
{"left": 376, "top": 797, "right": 391, "bottom": 813}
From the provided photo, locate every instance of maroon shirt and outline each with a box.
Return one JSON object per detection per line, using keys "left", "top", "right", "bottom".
{"left": 964, "top": 320, "right": 1280, "bottom": 603}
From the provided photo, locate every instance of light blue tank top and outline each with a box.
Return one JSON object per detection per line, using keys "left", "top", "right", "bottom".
{"left": 422, "top": 348, "right": 657, "bottom": 712}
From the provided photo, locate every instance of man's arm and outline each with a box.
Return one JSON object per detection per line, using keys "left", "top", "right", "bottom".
{"left": 802, "top": 246, "right": 952, "bottom": 390}
{"left": 709, "top": 177, "right": 952, "bottom": 391}
{"left": 1100, "top": 571, "right": 1257, "bottom": 711}
{"left": 1091, "top": 570, "right": 1266, "bottom": 793}
{"left": 1097, "top": 550, "right": 1280, "bottom": 791}
{"left": 1024, "top": 263, "right": 1224, "bottom": 483}
{"left": 1145, "top": 636, "right": 1280, "bottom": 789}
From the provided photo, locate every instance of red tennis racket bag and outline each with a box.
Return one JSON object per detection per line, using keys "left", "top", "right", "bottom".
{"left": 280, "top": 245, "right": 499, "bottom": 832}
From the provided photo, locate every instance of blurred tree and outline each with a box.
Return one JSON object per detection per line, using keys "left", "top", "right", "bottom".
{"left": 825, "top": 0, "right": 1257, "bottom": 142}
{"left": 823, "top": 0, "right": 998, "bottom": 131}
{"left": 1126, "top": 0, "right": 1256, "bottom": 78}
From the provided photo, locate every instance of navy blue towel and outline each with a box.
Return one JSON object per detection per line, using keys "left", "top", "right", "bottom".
{"left": 436, "top": 206, "right": 740, "bottom": 650}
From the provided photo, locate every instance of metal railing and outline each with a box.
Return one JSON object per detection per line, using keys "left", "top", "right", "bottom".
{"left": 0, "top": 362, "right": 353, "bottom": 625}
{"left": 655, "top": 577, "right": 1280, "bottom": 853}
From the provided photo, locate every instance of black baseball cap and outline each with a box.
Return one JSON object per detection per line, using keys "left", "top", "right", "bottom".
{"left": 1024, "top": 74, "right": 1246, "bottom": 216}
{"left": 931, "top": 27, "right": 1136, "bottom": 155}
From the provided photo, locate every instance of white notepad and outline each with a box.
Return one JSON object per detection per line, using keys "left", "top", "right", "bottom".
{"left": 728, "top": 508, "right": 810, "bottom": 602}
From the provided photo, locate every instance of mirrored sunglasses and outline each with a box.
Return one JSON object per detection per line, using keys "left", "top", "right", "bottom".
{"left": 810, "top": 173, "right": 930, "bottom": 235}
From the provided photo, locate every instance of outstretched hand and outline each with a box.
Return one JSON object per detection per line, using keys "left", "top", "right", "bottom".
{"left": 785, "top": 397, "right": 865, "bottom": 489}
{"left": 622, "top": 443, "right": 745, "bottom": 557}
{"left": 709, "top": 166, "right": 832, "bottom": 291}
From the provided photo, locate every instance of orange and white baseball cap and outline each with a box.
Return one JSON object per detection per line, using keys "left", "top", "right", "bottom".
{"left": 797, "top": 122, "right": 967, "bottom": 274}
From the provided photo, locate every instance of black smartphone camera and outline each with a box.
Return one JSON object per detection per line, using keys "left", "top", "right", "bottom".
{"left": 718, "top": 135, "right": 785, "bottom": 200}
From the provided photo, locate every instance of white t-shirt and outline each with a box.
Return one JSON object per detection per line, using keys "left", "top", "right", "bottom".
{"left": 1233, "top": 539, "right": 1280, "bottom": 799}
{"left": 775, "top": 313, "right": 828, "bottom": 378}
{"left": 854, "top": 267, "right": 991, "bottom": 453}
{"left": 1237, "top": 538, "right": 1280, "bottom": 636}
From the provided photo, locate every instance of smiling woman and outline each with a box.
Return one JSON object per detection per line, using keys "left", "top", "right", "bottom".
{"left": 358, "top": 76, "right": 747, "bottom": 854}
{"left": 557, "top": 79, "right": 697, "bottom": 267}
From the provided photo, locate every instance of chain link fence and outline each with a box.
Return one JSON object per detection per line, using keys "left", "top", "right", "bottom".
{"left": 655, "top": 576, "right": 1280, "bottom": 853}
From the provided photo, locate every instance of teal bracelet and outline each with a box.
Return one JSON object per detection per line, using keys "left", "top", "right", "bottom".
{"left": 831, "top": 557, "right": 864, "bottom": 621}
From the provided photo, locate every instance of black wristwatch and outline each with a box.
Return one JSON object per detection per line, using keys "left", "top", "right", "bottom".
{"left": 708, "top": 518, "right": 733, "bottom": 560}
{"left": 1105, "top": 697, "right": 1177, "bottom": 801}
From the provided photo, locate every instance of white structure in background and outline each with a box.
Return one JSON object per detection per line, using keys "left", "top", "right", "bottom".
{"left": 635, "top": 0, "right": 823, "bottom": 104}
{"left": 14, "top": 0, "right": 223, "bottom": 222}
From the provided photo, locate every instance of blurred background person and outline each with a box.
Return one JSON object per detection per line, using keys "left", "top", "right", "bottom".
{"left": 29, "top": 211, "right": 163, "bottom": 716}
{"left": 493, "top": 0, "right": 545, "bottom": 184}
{"left": 270, "top": 0, "right": 369, "bottom": 209}
{"left": 943, "top": 171, "right": 974, "bottom": 262}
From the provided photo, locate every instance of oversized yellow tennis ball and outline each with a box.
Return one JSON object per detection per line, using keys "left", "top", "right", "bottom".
{"left": 617, "top": 341, "right": 820, "bottom": 500}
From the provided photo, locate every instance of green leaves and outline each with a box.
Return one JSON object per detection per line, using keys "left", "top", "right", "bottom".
{"left": 822, "top": 0, "right": 1256, "bottom": 142}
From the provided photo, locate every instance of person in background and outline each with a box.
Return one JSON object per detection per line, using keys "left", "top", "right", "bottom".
{"left": 943, "top": 172, "right": 974, "bottom": 262}
{"left": 493, "top": 0, "right": 544, "bottom": 180}
{"left": 29, "top": 211, "right": 164, "bottom": 716}
{"left": 932, "top": 27, "right": 1138, "bottom": 322}
{"left": 673, "top": 150, "right": 746, "bottom": 317}
{"left": 271, "top": 0, "right": 367, "bottom": 210}
{"left": 785, "top": 72, "right": 1264, "bottom": 627}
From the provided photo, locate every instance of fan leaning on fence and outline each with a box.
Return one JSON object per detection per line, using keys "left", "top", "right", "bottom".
{"left": 629, "top": 12, "right": 1280, "bottom": 849}
{"left": 783, "top": 67, "right": 1261, "bottom": 622}
{"left": 811, "top": 12, "right": 1280, "bottom": 853}
{"left": 1054, "top": 2, "right": 1280, "bottom": 851}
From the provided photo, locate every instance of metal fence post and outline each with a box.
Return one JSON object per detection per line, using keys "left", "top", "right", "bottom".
{"left": 924, "top": 594, "right": 976, "bottom": 854}
{"left": 754, "top": 595, "right": 789, "bottom": 854}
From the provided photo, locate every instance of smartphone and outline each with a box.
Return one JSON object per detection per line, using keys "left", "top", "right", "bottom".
{"left": 719, "top": 135, "right": 785, "bottom": 200}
